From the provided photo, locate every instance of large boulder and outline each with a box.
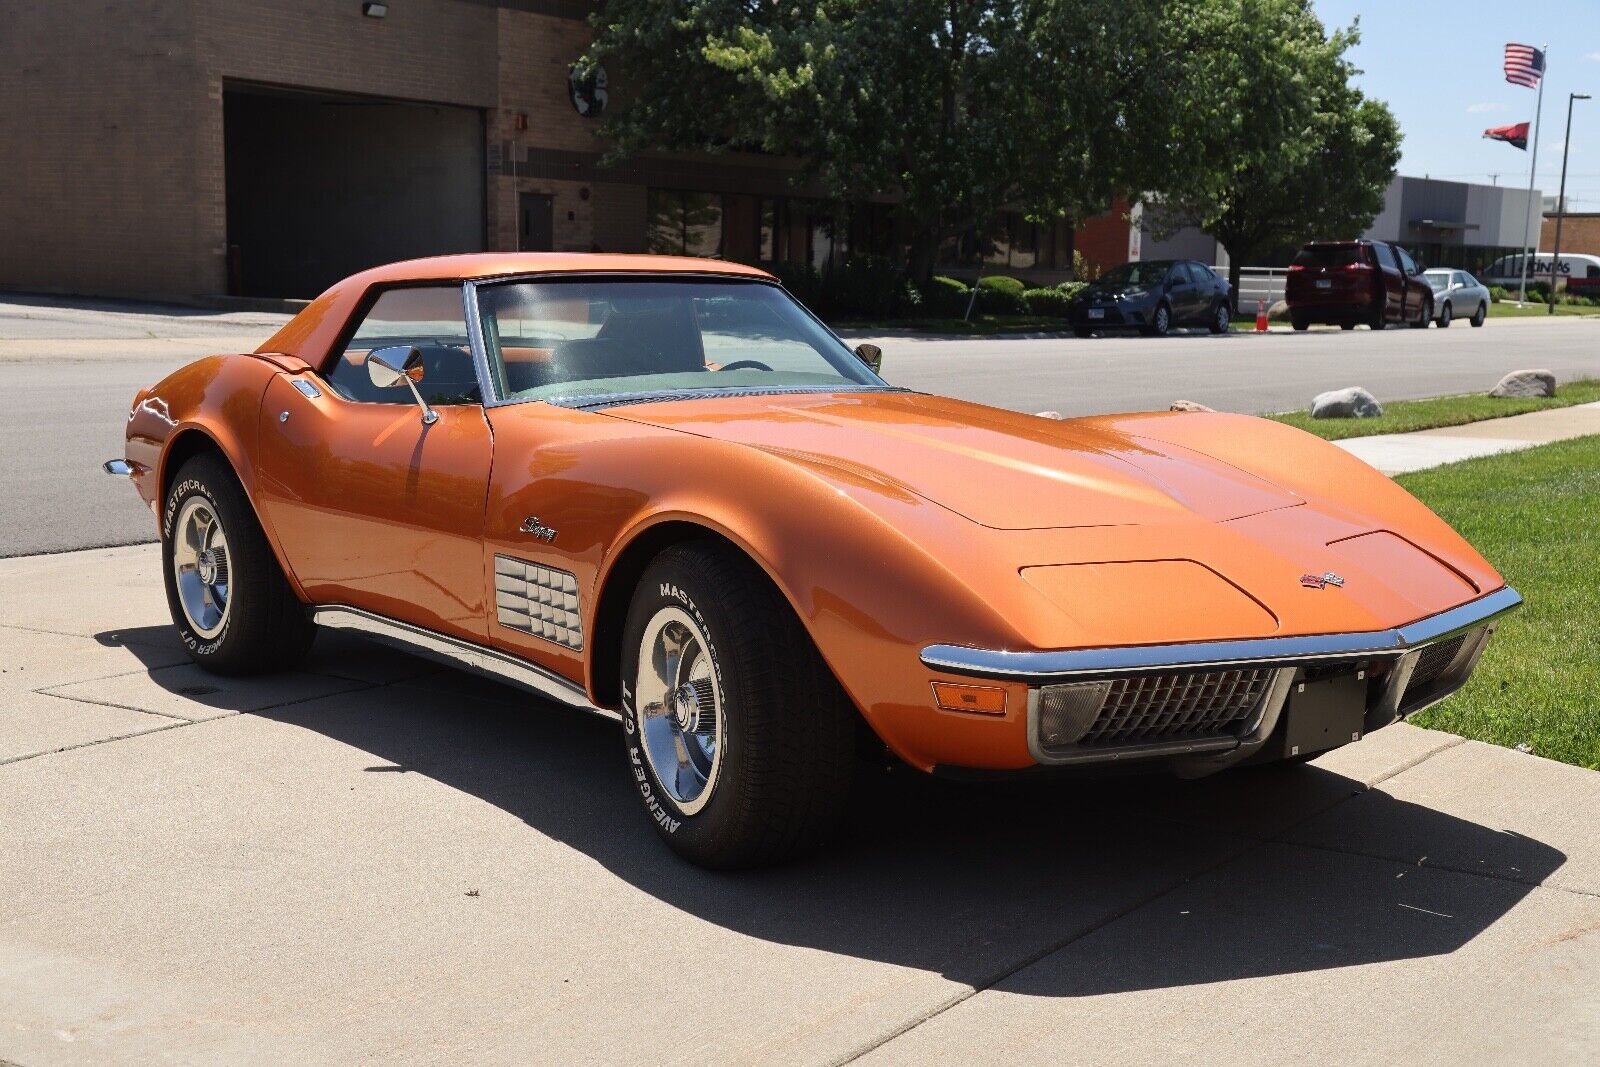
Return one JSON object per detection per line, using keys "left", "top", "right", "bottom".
{"left": 1169, "top": 399, "right": 1216, "bottom": 412}
{"left": 1311, "top": 387, "right": 1383, "bottom": 419}
{"left": 1489, "top": 369, "right": 1556, "bottom": 398}
{"left": 1266, "top": 299, "right": 1291, "bottom": 322}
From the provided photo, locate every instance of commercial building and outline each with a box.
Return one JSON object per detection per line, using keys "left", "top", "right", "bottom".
{"left": 2, "top": 0, "right": 1115, "bottom": 303}
{"left": 1138, "top": 175, "right": 1543, "bottom": 276}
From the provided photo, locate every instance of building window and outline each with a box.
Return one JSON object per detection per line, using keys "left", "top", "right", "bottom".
{"left": 647, "top": 190, "right": 724, "bottom": 258}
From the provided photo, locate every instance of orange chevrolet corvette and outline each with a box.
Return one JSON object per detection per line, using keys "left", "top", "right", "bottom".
{"left": 108, "top": 253, "right": 1519, "bottom": 867}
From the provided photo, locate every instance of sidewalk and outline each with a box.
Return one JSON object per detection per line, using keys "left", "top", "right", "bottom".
{"left": 1333, "top": 401, "right": 1600, "bottom": 475}
{"left": 1, "top": 545, "right": 1597, "bottom": 1064}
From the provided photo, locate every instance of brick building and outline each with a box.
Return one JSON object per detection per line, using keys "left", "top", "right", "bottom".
{"left": 1540, "top": 213, "right": 1600, "bottom": 259}
{"left": 1, "top": 0, "right": 1121, "bottom": 302}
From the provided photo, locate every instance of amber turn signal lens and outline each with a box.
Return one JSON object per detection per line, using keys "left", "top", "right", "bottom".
{"left": 930, "top": 681, "right": 1008, "bottom": 715}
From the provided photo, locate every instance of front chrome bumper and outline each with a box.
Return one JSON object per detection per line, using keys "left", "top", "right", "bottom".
{"left": 922, "top": 586, "right": 1521, "bottom": 769}
{"left": 921, "top": 587, "right": 1521, "bottom": 681}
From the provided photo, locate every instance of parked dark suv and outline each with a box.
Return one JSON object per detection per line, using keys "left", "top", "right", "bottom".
{"left": 1284, "top": 240, "right": 1433, "bottom": 331}
{"left": 1069, "top": 259, "right": 1232, "bottom": 337}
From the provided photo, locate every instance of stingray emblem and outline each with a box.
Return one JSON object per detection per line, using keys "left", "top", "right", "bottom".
{"left": 519, "top": 516, "right": 557, "bottom": 543}
{"left": 1300, "top": 572, "right": 1346, "bottom": 590}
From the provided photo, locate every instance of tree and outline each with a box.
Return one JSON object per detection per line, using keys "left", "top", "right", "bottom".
{"left": 580, "top": 1, "right": 1221, "bottom": 279}
{"left": 1143, "top": 1, "right": 1401, "bottom": 305}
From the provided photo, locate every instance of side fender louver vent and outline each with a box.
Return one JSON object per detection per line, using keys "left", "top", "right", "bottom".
{"left": 494, "top": 555, "right": 583, "bottom": 651}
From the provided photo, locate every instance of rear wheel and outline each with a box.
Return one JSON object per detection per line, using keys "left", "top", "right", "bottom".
{"left": 1073, "top": 326, "right": 1094, "bottom": 339}
{"left": 1437, "top": 301, "right": 1453, "bottom": 328}
{"left": 1339, "top": 323, "right": 1355, "bottom": 331}
{"left": 1369, "top": 304, "right": 1387, "bottom": 331}
{"left": 1471, "top": 301, "right": 1487, "bottom": 327}
{"left": 162, "top": 453, "right": 314, "bottom": 674}
{"left": 1207, "top": 301, "right": 1230, "bottom": 334}
{"left": 1291, "top": 313, "right": 1309, "bottom": 332}
{"left": 619, "top": 541, "right": 857, "bottom": 868}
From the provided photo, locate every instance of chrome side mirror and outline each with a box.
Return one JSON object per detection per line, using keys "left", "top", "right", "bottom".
{"left": 368, "top": 345, "right": 438, "bottom": 425}
{"left": 854, "top": 343, "right": 883, "bottom": 375}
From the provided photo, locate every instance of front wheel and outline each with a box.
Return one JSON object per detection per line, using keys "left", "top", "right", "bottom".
{"left": 1207, "top": 301, "right": 1230, "bottom": 334}
{"left": 162, "top": 453, "right": 315, "bottom": 674}
{"left": 1409, "top": 297, "right": 1431, "bottom": 329}
{"left": 1437, "top": 302, "right": 1453, "bottom": 328}
{"left": 620, "top": 541, "right": 857, "bottom": 868}
{"left": 1142, "top": 303, "right": 1172, "bottom": 337}
{"left": 1471, "top": 301, "right": 1487, "bottom": 327}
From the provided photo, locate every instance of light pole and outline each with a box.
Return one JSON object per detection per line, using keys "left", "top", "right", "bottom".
{"left": 1549, "top": 92, "right": 1590, "bottom": 314}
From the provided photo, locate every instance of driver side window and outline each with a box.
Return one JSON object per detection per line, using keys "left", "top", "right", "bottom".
{"left": 324, "top": 286, "right": 481, "bottom": 405}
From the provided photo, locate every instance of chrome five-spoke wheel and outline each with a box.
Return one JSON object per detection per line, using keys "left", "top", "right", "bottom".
{"left": 635, "top": 606, "right": 725, "bottom": 815}
{"left": 171, "top": 496, "right": 231, "bottom": 639}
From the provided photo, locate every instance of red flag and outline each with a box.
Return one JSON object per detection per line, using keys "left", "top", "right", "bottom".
{"left": 1483, "top": 122, "right": 1530, "bottom": 150}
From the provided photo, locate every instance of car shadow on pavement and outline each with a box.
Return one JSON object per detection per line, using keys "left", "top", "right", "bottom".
{"left": 100, "top": 626, "right": 1568, "bottom": 998}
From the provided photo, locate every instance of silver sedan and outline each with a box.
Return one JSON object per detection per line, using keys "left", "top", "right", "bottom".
{"left": 1424, "top": 269, "right": 1490, "bottom": 328}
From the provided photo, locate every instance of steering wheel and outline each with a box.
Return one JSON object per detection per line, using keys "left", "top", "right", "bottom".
{"left": 716, "top": 359, "right": 773, "bottom": 373}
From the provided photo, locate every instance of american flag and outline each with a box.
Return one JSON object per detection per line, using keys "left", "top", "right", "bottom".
{"left": 1505, "top": 43, "right": 1545, "bottom": 89}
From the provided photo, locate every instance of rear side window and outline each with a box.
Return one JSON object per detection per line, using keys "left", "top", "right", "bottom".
{"left": 1372, "top": 243, "right": 1399, "bottom": 271}
{"left": 1292, "top": 245, "right": 1362, "bottom": 268}
{"left": 325, "top": 286, "right": 481, "bottom": 406}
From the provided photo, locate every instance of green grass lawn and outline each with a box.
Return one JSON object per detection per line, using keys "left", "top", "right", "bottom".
{"left": 1486, "top": 300, "right": 1600, "bottom": 318}
{"left": 1268, "top": 380, "right": 1600, "bottom": 440}
{"left": 1398, "top": 436, "right": 1600, "bottom": 769}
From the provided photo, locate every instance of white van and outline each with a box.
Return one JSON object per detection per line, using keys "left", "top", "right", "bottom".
{"left": 1482, "top": 252, "right": 1600, "bottom": 287}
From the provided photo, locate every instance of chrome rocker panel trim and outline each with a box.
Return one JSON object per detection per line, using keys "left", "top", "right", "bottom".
{"left": 310, "top": 605, "right": 619, "bottom": 722}
{"left": 921, "top": 586, "right": 1522, "bottom": 681}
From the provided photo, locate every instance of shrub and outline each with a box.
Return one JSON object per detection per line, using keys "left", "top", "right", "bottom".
{"left": 975, "top": 275, "right": 1028, "bottom": 315}
{"left": 1070, "top": 249, "right": 1100, "bottom": 282}
{"left": 1488, "top": 285, "right": 1508, "bottom": 303}
{"left": 768, "top": 255, "right": 920, "bottom": 318}
{"left": 1023, "top": 287, "right": 1073, "bottom": 317}
{"left": 920, "top": 275, "right": 971, "bottom": 316}
{"left": 1055, "top": 281, "right": 1087, "bottom": 301}
{"left": 820, "top": 255, "right": 922, "bottom": 318}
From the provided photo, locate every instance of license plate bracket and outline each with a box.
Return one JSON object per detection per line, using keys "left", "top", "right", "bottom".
{"left": 1277, "top": 669, "right": 1367, "bottom": 759}
{"left": 1315, "top": 279, "right": 1332, "bottom": 289}
{"left": 1087, "top": 308, "right": 1106, "bottom": 320}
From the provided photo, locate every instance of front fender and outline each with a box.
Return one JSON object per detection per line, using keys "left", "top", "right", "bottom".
{"left": 128, "top": 353, "right": 304, "bottom": 598}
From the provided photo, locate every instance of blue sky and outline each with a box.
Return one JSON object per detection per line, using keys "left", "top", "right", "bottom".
{"left": 1313, "top": 1, "right": 1600, "bottom": 211}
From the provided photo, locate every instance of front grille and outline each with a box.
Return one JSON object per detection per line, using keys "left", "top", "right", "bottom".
{"left": 1403, "top": 634, "right": 1468, "bottom": 700}
{"left": 1038, "top": 668, "right": 1275, "bottom": 751}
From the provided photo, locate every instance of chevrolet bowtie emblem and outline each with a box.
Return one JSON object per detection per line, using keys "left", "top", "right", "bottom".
{"left": 1300, "top": 571, "right": 1346, "bottom": 589}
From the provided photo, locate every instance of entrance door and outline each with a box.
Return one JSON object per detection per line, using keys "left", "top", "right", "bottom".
{"left": 519, "top": 193, "right": 554, "bottom": 252}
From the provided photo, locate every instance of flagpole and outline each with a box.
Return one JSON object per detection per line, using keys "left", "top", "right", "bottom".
{"left": 1518, "top": 43, "right": 1548, "bottom": 306}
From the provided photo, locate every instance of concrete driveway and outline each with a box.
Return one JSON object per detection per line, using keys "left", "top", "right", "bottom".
{"left": 2, "top": 545, "right": 1597, "bottom": 1065}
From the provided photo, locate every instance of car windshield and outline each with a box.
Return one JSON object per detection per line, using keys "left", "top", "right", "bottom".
{"left": 477, "top": 279, "right": 886, "bottom": 406}
{"left": 1425, "top": 272, "right": 1451, "bottom": 292}
{"left": 1097, "top": 261, "right": 1174, "bottom": 287}
{"left": 1293, "top": 245, "right": 1363, "bottom": 268}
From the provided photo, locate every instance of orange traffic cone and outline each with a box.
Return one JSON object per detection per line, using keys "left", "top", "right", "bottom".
{"left": 1255, "top": 299, "right": 1268, "bottom": 333}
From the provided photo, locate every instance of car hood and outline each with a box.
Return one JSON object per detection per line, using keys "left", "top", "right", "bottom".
{"left": 604, "top": 391, "right": 1302, "bottom": 529}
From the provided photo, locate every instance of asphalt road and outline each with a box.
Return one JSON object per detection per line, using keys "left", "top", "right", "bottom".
{"left": 5, "top": 291, "right": 1600, "bottom": 557}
